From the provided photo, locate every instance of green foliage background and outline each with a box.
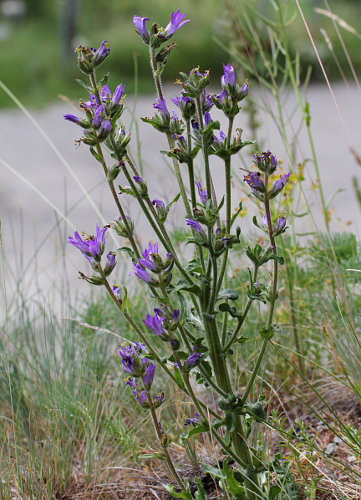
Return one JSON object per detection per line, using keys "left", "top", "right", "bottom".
{"left": 1, "top": 0, "right": 361, "bottom": 107}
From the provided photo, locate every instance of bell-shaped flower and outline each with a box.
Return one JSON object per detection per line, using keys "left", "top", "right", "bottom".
{"left": 195, "top": 181, "right": 207, "bottom": 205}
{"left": 68, "top": 224, "right": 107, "bottom": 261}
{"left": 163, "top": 9, "right": 190, "bottom": 39}
{"left": 142, "top": 310, "right": 168, "bottom": 340}
{"left": 133, "top": 16, "right": 150, "bottom": 44}
{"left": 269, "top": 172, "right": 291, "bottom": 199}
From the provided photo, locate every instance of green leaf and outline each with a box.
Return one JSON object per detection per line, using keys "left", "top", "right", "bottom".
{"left": 89, "top": 146, "right": 103, "bottom": 163}
{"left": 194, "top": 476, "right": 209, "bottom": 500}
{"left": 266, "top": 253, "right": 284, "bottom": 265}
{"left": 120, "top": 287, "right": 128, "bottom": 312}
{"left": 117, "top": 246, "right": 137, "bottom": 262}
{"left": 172, "top": 279, "right": 201, "bottom": 295}
{"left": 118, "top": 185, "right": 136, "bottom": 197}
{"left": 182, "top": 422, "right": 209, "bottom": 439}
{"left": 231, "top": 201, "right": 244, "bottom": 226}
{"left": 201, "top": 462, "right": 225, "bottom": 480}
{"left": 221, "top": 460, "right": 245, "bottom": 497}
{"left": 138, "top": 451, "right": 166, "bottom": 460}
{"left": 75, "top": 78, "right": 92, "bottom": 92}
{"left": 165, "top": 481, "right": 192, "bottom": 499}
{"left": 165, "top": 192, "right": 181, "bottom": 216}
{"left": 173, "top": 365, "right": 186, "bottom": 391}
{"left": 244, "top": 397, "right": 265, "bottom": 422}
{"left": 217, "top": 288, "right": 238, "bottom": 301}
{"left": 224, "top": 412, "right": 236, "bottom": 446}
{"left": 269, "top": 485, "right": 282, "bottom": 499}
{"left": 259, "top": 325, "right": 278, "bottom": 340}
{"left": 218, "top": 302, "right": 241, "bottom": 318}
{"left": 202, "top": 312, "right": 218, "bottom": 323}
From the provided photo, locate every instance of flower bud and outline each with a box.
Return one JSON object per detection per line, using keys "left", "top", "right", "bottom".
{"left": 133, "top": 175, "right": 148, "bottom": 196}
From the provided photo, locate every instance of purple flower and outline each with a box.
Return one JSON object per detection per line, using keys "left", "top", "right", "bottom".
{"left": 239, "top": 82, "right": 248, "bottom": 99}
{"left": 137, "top": 241, "right": 160, "bottom": 271}
{"left": 213, "top": 130, "right": 226, "bottom": 145}
{"left": 143, "top": 362, "right": 156, "bottom": 390}
{"left": 172, "top": 309, "right": 180, "bottom": 324}
{"left": 171, "top": 93, "right": 190, "bottom": 108}
{"left": 99, "top": 84, "right": 111, "bottom": 100}
{"left": 98, "top": 118, "right": 112, "bottom": 140}
{"left": 103, "top": 252, "right": 116, "bottom": 275}
{"left": 164, "top": 9, "right": 190, "bottom": 38}
{"left": 111, "top": 84, "right": 125, "bottom": 107}
{"left": 185, "top": 412, "right": 201, "bottom": 427}
{"left": 272, "top": 172, "right": 290, "bottom": 191}
{"left": 142, "top": 311, "right": 167, "bottom": 339}
{"left": 92, "top": 105, "right": 104, "bottom": 128}
{"left": 125, "top": 377, "right": 136, "bottom": 387}
{"left": 214, "top": 89, "right": 228, "bottom": 106}
{"left": 204, "top": 111, "right": 212, "bottom": 126}
{"left": 153, "top": 97, "right": 169, "bottom": 118}
{"left": 134, "top": 388, "right": 148, "bottom": 407}
{"left": 64, "top": 113, "right": 83, "bottom": 126}
{"left": 143, "top": 241, "right": 159, "bottom": 259}
{"left": 186, "top": 218, "right": 204, "bottom": 234}
{"left": 171, "top": 92, "right": 195, "bottom": 120}
{"left": 112, "top": 284, "right": 121, "bottom": 300}
{"left": 269, "top": 172, "right": 291, "bottom": 198}
{"left": 200, "top": 89, "right": 214, "bottom": 113}
{"left": 68, "top": 224, "right": 107, "bottom": 261}
{"left": 254, "top": 150, "right": 278, "bottom": 173}
{"left": 133, "top": 16, "right": 150, "bottom": 43}
{"left": 185, "top": 345, "right": 201, "bottom": 366}
{"left": 244, "top": 172, "right": 266, "bottom": 193}
{"left": 154, "top": 392, "right": 165, "bottom": 407}
{"left": 92, "top": 41, "right": 110, "bottom": 65}
{"left": 221, "top": 63, "right": 236, "bottom": 89}
{"left": 195, "top": 181, "right": 207, "bottom": 204}
{"left": 130, "top": 262, "right": 155, "bottom": 284}
{"left": 134, "top": 341, "right": 148, "bottom": 354}
{"left": 137, "top": 257, "right": 158, "bottom": 272}
{"left": 152, "top": 199, "right": 166, "bottom": 219}
{"left": 119, "top": 344, "right": 140, "bottom": 376}
{"left": 275, "top": 216, "right": 286, "bottom": 232}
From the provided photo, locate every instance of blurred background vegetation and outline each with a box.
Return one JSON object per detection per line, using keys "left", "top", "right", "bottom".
{"left": 0, "top": 0, "right": 361, "bottom": 108}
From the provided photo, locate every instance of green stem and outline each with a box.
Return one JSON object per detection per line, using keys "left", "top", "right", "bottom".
{"left": 222, "top": 266, "right": 258, "bottom": 352}
{"left": 88, "top": 72, "right": 140, "bottom": 258}
{"left": 195, "top": 97, "right": 212, "bottom": 201}
{"left": 99, "top": 269, "right": 178, "bottom": 385}
{"left": 186, "top": 119, "right": 197, "bottom": 210}
{"left": 149, "top": 46, "right": 191, "bottom": 216}
{"left": 120, "top": 159, "right": 196, "bottom": 288}
{"left": 207, "top": 253, "right": 218, "bottom": 314}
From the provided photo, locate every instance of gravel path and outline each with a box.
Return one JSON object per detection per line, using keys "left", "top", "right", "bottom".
{"left": 1, "top": 83, "right": 360, "bottom": 309}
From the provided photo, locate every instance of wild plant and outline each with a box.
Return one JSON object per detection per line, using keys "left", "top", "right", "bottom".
{"left": 64, "top": 10, "right": 291, "bottom": 499}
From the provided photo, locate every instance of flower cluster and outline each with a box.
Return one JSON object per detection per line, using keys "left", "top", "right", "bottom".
{"left": 133, "top": 9, "right": 190, "bottom": 47}
{"left": 130, "top": 242, "right": 174, "bottom": 287}
{"left": 64, "top": 70, "right": 126, "bottom": 147}
{"left": 119, "top": 343, "right": 165, "bottom": 409}
{"left": 142, "top": 97, "right": 183, "bottom": 135}
{"left": 68, "top": 224, "right": 116, "bottom": 284}
{"left": 143, "top": 307, "right": 180, "bottom": 342}
{"left": 244, "top": 167, "right": 290, "bottom": 201}
{"left": 75, "top": 41, "right": 110, "bottom": 74}
{"left": 212, "top": 63, "right": 248, "bottom": 118}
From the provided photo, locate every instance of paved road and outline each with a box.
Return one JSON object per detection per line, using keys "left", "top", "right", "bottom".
{"left": 1, "top": 83, "right": 360, "bottom": 311}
